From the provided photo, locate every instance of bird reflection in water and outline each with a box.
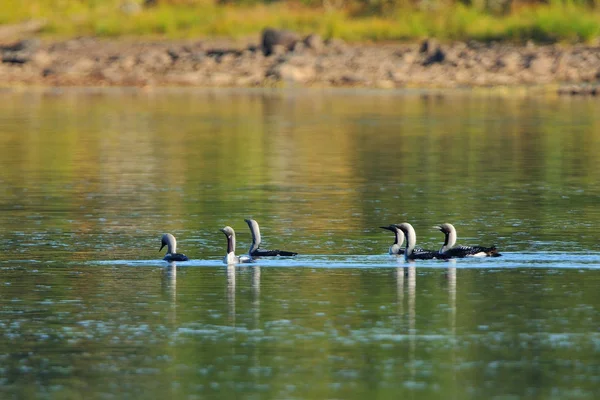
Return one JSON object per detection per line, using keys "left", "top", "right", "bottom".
{"left": 161, "top": 262, "right": 178, "bottom": 326}
{"left": 227, "top": 265, "right": 236, "bottom": 326}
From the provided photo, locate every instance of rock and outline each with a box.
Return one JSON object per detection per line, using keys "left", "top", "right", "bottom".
{"left": 420, "top": 38, "right": 445, "bottom": 65}
{"left": 269, "top": 61, "right": 315, "bottom": 83}
{"left": 138, "top": 50, "right": 172, "bottom": 68}
{"left": 419, "top": 38, "right": 439, "bottom": 55}
{"left": 66, "top": 58, "right": 96, "bottom": 75}
{"left": 375, "top": 80, "right": 395, "bottom": 89}
{"left": 208, "top": 72, "right": 234, "bottom": 85}
{"left": 118, "top": 55, "right": 136, "bottom": 71}
{"left": 325, "top": 38, "right": 347, "bottom": 54}
{"left": 235, "top": 73, "right": 263, "bottom": 86}
{"left": 270, "top": 45, "right": 288, "bottom": 57}
{"left": 423, "top": 48, "right": 445, "bottom": 66}
{"left": 304, "top": 34, "right": 324, "bottom": 53}
{"left": 30, "top": 50, "right": 53, "bottom": 68}
{"left": 261, "top": 28, "right": 300, "bottom": 56}
{"left": 338, "top": 74, "right": 366, "bottom": 85}
{"left": 1, "top": 39, "right": 40, "bottom": 64}
{"left": 165, "top": 71, "right": 204, "bottom": 85}
{"left": 528, "top": 54, "right": 553, "bottom": 75}
{"left": 1, "top": 39, "right": 40, "bottom": 52}
{"left": 292, "top": 41, "right": 306, "bottom": 54}
{"left": 496, "top": 52, "right": 521, "bottom": 73}
{"left": 1, "top": 51, "right": 30, "bottom": 64}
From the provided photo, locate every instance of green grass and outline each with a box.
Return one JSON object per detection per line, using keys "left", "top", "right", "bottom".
{"left": 1, "top": 0, "right": 600, "bottom": 43}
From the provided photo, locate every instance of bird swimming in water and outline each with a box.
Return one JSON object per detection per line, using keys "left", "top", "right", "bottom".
{"left": 435, "top": 223, "right": 501, "bottom": 258}
{"left": 160, "top": 233, "right": 189, "bottom": 262}
{"left": 380, "top": 224, "right": 406, "bottom": 255}
{"left": 220, "top": 226, "right": 253, "bottom": 264}
{"left": 396, "top": 222, "right": 448, "bottom": 261}
{"left": 244, "top": 218, "right": 298, "bottom": 257}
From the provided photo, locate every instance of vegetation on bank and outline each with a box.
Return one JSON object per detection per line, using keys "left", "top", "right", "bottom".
{"left": 1, "top": 0, "right": 600, "bottom": 43}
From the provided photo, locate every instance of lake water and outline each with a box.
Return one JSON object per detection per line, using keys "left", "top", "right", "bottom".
{"left": 0, "top": 88, "right": 599, "bottom": 399}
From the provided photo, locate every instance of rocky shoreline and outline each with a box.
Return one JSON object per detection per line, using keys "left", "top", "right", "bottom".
{"left": 1, "top": 32, "right": 600, "bottom": 93}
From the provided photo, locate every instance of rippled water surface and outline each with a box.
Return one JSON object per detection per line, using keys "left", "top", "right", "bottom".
{"left": 1, "top": 88, "right": 599, "bottom": 399}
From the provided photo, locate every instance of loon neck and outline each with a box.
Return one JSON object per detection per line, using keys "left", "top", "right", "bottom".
{"left": 398, "top": 223, "right": 416, "bottom": 260}
{"left": 245, "top": 219, "right": 262, "bottom": 254}
{"left": 394, "top": 228, "right": 405, "bottom": 247}
{"left": 440, "top": 224, "right": 457, "bottom": 253}
{"left": 161, "top": 233, "right": 177, "bottom": 254}
{"left": 226, "top": 234, "right": 236, "bottom": 255}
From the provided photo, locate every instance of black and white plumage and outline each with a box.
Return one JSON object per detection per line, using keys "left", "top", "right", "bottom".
{"left": 220, "top": 226, "right": 253, "bottom": 264}
{"left": 435, "top": 223, "right": 501, "bottom": 258}
{"left": 397, "top": 222, "right": 449, "bottom": 261}
{"left": 244, "top": 219, "right": 298, "bottom": 257}
{"left": 160, "top": 233, "right": 189, "bottom": 262}
{"left": 381, "top": 224, "right": 428, "bottom": 255}
{"left": 380, "top": 224, "right": 406, "bottom": 255}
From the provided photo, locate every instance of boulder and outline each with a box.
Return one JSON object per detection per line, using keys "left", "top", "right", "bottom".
{"left": 261, "top": 28, "right": 300, "bottom": 56}
{"left": 303, "top": 34, "right": 324, "bottom": 53}
{"left": 420, "top": 39, "right": 445, "bottom": 66}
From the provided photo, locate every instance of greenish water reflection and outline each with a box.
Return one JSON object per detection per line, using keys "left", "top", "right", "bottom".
{"left": 0, "top": 89, "right": 599, "bottom": 399}
{"left": 1, "top": 89, "right": 599, "bottom": 262}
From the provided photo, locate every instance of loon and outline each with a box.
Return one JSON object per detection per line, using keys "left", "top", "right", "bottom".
{"left": 244, "top": 218, "right": 298, "bottom": 257}
{"left": 435, "top": 223, "right": 501, "bottom": 258}
{"left": 380, "top": 224, "right": 406, "bottom": 255}
{"left": 397, "top": 222, "right": 448, "bottom": 261}
{"left": 381, "top": 224, "right": 428, "bottom": 255}
{"left": 160, "top": 233, "right": 189, "bottom": 262}
{"left": 220, "top": 226, "right": 253, "bottom": 264}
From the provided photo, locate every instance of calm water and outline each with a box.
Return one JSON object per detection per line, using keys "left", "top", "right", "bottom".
{"left": 0, "top": 88, "right": 599, "bottom": 399}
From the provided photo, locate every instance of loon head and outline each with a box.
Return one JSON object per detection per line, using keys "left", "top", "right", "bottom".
{"left": 220, "top": 226, "right": 235, "bottom": 239}
{"left": 380, "top": 224, "right": 398, "bottom": 232}
{"left": 434, "top": 223, "right": 457, "bottom": 251}
{"left": 434, "top": 223, "right": 455, "bottom": 235}
{"left": 160, "top": 233, "right": 176, "bottom": 254}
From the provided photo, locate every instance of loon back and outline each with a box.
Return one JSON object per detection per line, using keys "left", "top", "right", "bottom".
{"left": 252, "top": 248, "right": 298, "bottom": 257}
{"left": 445, "top": 245, "right": 501, "bottom": 258}
{"left": 163, "top": 253, "right": 189, "bottom": 262}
